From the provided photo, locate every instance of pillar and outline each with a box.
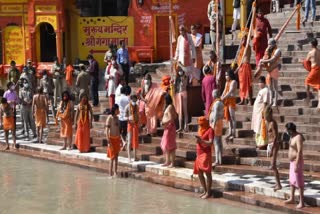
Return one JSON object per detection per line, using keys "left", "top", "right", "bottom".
{"left": 240, "top": 0, "right": 247, "bottom": 29}
{"left": 56, "top": 30, "right": 62, "bottom": 62}
{"left": 30, "top": 31, "right": 36, "bottom": 63}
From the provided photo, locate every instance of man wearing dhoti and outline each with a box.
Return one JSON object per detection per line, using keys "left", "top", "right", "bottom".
{"left": 258, "top": 38, "right": 281, "bottom": 107}
{"left": 236, "top": 35, "right": 253, "bottom": 105}
{"left": 251, "top": 76, "right": 271, "bottom": 149}
{"left": 0, "top": 98, "right": 16, "bottom": 150}
{"left": 56, "top": 91, "right": 74, "bottom": 150}
{"left": 209, "top": 89, "right": 224, "bottom": 167}
{"left": 284, "top": 123, "right": 305, "bottom": 209}
{"left": 105, "top": 104, "right": 122, "bottom": 177}
{"left": 303, "top": 38, "right": 320, "bottom": 109}
{"left": 194, "top": 116, "right": 214, "bottom": 199}
{"left": 32, "top": 87, "right": 48, "bottom": 144}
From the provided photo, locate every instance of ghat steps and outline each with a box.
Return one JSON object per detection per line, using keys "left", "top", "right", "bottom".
{"left": 43, "top": 2, "right": 320, "bottom": 210}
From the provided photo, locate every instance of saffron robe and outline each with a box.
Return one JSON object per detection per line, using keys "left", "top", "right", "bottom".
{"left": 194, "top": 128, "right": 214, "bottom": 174}
{"left": 35, "top": 108, "right": 47, "bottom": 128}
{"left": 74, "top": 105, "right": 91, "bottom": 153}
{"left": 238, "top": 62, "right": 253, "bottom": 100}
{"left": 107, "top": 136, "right": 121, "bottom": 160}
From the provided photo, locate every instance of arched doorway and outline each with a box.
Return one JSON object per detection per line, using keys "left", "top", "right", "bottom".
{"left": 36, "top": 22, "right": 57, "bottom": 62}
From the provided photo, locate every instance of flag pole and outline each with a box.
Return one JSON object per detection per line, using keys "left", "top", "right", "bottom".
{"left": 169, "top": 0, "right": 173, "bottom": 73}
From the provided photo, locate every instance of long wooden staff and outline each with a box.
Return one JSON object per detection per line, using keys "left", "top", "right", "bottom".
{"left": 237, "top": 1, "right": 256, "bottom": 69}
{"left": 274, "top": 4, "right": 300, "bottom": 41}
{"left": 215, "top": 0, "right": 221, "bottom": 82}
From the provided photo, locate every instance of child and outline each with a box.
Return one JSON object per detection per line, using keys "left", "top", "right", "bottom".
{"left": 105, "top": 104, "right": 122, "bottom": 176}
{"left": 0, "top": 98, "right": 17, "bottom": 150}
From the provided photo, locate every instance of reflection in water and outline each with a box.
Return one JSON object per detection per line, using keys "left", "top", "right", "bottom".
{"left": 0, "top": 153, "right": 279, "bottom": 214}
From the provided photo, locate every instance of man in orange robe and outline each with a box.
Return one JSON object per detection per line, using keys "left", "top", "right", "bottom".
{"left": 194, "top": 116, "right": 214, "bottom": 199}
{"left": 303, "top": 38, "right": 320, "bottom": 109}
{"left": 32, "top": 86, "right": 48, "bottom": 144}
{"left": 236, "top": 35, "right": 253, "bottom": 105}
{"left": 106, "top": 104, "right": 122, "bottom": 176}
{"left": 0, "top": 98, "right": 16, "bottom": 150}
{"left": 56, "top": 91, "right": 74, "bottom": 150}
{"left": 74, "top": 93, "right": 93, "bottom": 153}
{"left": 125, "top": 95, "right": 140, "bottom": 162}
{"left": 142, "top": 74, "right": 166, "bottom": 135}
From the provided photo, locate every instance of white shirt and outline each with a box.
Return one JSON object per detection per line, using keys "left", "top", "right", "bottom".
{"left": 116, "top": 94, "right": 129, "bottom": 121}
{"left": 115, "top": 84, "right": 123, "bottom": 102}
{"left": 104, "top": 65, "right": 123, "bottom": 96}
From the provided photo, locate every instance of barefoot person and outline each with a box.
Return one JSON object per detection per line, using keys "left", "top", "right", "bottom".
{"left": 303, "top": 38, "right": 320, "bottom": 109}
{"left": 235, "top": 35, "right": 253, "bottom": 105}
{"left": 32, "top": 87, "right": 48, "bottom": 144}
{"left": 160, "top": 94, "right": 178, "bottom": 168}
{"left": 0, "top": 98, "right": 16, "bottom": 150}
{"left": 124, "top": 95, "right": 140, "bottom": 162}
{"left": 56, "top": 91, "right": 74, "bottom": 150}
{"left": 194, "top": 116, "right": 214, "bottom": 199}
{"left": 265, "top": 105, "right": 282, "bottom": 191}
{"left": 221, "top": 70, "right": 237, "bottom": 142}
{"left": 284, "top": 122, "right": 305, "bottom": 209}
{"left": 74, "top": 93, "right": 93, "bottom": 153}
{"left": 209, "top": 89, "right": 224, "bottom": 167}
{"left": 252, "top": 76, "right": 271, "bottom": 149}
{"left": 141, "top": 74, "right": 166, "bottom": 135}
{"left": 175, "top": 65, "right": 189, "bottom": 132}
{"left": 105, "top": 104, "right": 122, "bottom": 176}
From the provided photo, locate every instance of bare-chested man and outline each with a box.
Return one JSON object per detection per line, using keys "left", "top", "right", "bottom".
{"left": 105, "top": 104, "right": 123, "bottom": 176}
{"left": 264, "top": 105, "right": 282, "bottom": 191}
{"left": 303, "top": 38, "right": 320, "bottom": 109}
{"left": 32, "top": 87, "right": 48, "bottom": 144}
{"left": 255, "top": 38, "right": 281, "bottom": 107}
{"left": 284, "top": 122, "right": 305, "bottom": 209}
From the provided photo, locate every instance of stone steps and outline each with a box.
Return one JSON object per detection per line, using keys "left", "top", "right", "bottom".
{"left": 223, "top": 191, "right": 320, "bottom": 213}
{"left": 240, "top": 156, "right": 320, "bottom": 172}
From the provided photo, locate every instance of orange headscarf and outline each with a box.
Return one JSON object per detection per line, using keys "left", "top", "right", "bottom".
{"left": 161, "top": 75, "right": 171, "bottom": 91}
{"left": 198, "top": 116, "right": 210, "bottom": 137}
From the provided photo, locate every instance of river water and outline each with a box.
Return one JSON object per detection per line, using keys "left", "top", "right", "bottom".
{"left": 0, "top": 153, "right": 282, "bottom": 214}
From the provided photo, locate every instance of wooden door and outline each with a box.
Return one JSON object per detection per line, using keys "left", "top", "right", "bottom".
{"left": 155, "top": 15, "right": 176, "bottom": 61}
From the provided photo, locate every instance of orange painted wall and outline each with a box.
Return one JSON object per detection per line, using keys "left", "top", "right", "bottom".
{"left": 129, "top": 0, "right": 212, "bottom": 60}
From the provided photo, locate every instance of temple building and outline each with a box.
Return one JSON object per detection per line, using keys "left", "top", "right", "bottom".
{"left": 0, "top": 0, "right": 294, "bottom": 76}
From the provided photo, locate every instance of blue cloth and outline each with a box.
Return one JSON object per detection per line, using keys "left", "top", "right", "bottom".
{"left": 304, "top": 0, "right": 316, "bottom": 21}
{"left": 116, "top": 48, "right": 130, "bottom": 65}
